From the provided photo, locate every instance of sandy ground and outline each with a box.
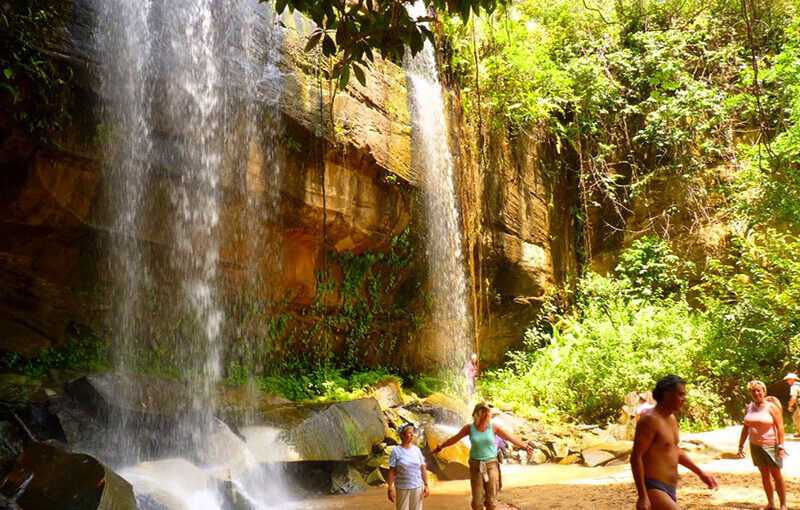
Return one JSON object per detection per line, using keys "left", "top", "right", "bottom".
{"left": 310, "top": 427, "right": 800, "bottom": 509}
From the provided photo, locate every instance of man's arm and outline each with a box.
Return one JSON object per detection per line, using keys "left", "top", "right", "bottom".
{"left": 631, "top": 414, "right": 656, "bottom": 509}
{"left": 789, "top": 386, "right": 797, "bottom": 411}
{"left": 678, "top": 449, "right": 718, "bottom": 489}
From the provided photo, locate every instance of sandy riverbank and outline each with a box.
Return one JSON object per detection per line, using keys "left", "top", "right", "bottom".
{"left": 311, "top": 427, "right": 800, "bottom": 509}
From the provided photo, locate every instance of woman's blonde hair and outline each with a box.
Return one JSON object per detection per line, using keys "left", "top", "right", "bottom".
{"left": 747, "top": 380, "right": 767, "bottom": 393}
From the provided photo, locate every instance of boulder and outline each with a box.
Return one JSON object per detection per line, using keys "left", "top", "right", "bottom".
{"left": 549, "top": 441, "right": 569, "bottom": 460}
{"left": 422, "top": 393, "right": 470, "bottom": 420}
{"left": 0, "top": 494, "right": 22, "bottom": 510}
{"left": 254, "top": 398, "right": 386, "bottom": 461}
{"left": 582, "top": 449, "right": 616, "bottom": 467}
{"left": 0, "top": 421, "right": 23, "bottom": 477}
{"left": 426, "top": 424, "right": 470, "bottom": 480}
{"left": 0, "top": 442, "right": 136, "bottom": 510}
{"left": 365, "top": 468, "right": 385, "bottom": 486}
{"left": 370, "top": 380, "right": 404, "bottom": 409}
{"left": 64, "top": 372, "right": 189, "bottom": 417}
{"left": 529, "top": 448, "right": 548, "bottom": 465}
{"left": 394, "top": 408, "right": 425, "bottom": 426}
{"left": 47, "top": 394, "right": 101, "bottom": 448}
{"left": 200, "top": 419, "right": 256, "bottom": 479}
{"left": 330, "top": 464, "right": 368, "bottom": 494}
{"left": 366, "top": 449, "right": 392, "bottom": 471}
{"left": 241, "top": 425, "right": 302, "bottom": 463}
{"left": 405, "top": 393, "right": 468, "bottom": 427}
{"left": 559, "top": 453, "right": 581, "bottom": 465}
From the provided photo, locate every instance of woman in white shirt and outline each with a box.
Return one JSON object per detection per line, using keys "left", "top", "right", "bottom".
{"left": 387, "top": 424, "right": 429, "bottom": 510}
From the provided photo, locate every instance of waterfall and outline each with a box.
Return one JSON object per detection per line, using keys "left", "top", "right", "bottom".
{"left": 94, "top": 0, "right": 290, "bottom": 507}
{"left": 404, "top": 2, "right": 473, "bottom": 373}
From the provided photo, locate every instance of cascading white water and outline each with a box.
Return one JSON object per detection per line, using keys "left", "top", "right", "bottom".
{"left": 404, "top": 2, "right": 473, "bottom": 372}
{"left": 94, "top": 0, "right": 291, "bottom": 507}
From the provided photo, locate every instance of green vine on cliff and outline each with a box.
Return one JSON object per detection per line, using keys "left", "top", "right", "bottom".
{"left": 0, "top": 1, "right": 72, "bottom": 142}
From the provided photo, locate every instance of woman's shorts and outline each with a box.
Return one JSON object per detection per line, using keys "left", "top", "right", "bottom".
{"left": 750, "top": 444, "right": 783, "bottom": 468}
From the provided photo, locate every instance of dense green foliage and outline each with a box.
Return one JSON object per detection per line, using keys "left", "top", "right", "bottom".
{"left": 440, "top": 0, "right": 800, "bottom": 428}
{"left": 266, "top": 0, "right": 500, "bottom": 89}
{"left": 0, "top": 0, "right": 72, "bottom": 140}
{"left": 481, "top": 239, "right": 721, "bottom": 426}
{"left": 0, "top": 327, "right": 109, "bottom": 378}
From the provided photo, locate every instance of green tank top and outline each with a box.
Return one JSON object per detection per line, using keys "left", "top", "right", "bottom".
{"left": 470, "top": 421, "right": 498, "bottom": 461}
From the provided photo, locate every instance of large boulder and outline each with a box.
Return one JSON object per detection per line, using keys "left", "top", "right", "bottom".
{"left": 240, "top": 425, "right": 301, "bottom": 463}
{"left": 0, "top": 443, "right": 136, "bottom": 510}
{"left": 250, "top": 398, "right": 386, "bottom": 461}
{"left": 404, "top": 393, "right": 469, "bottom": 427}
{"left": 64, "top": 372, "right": 190, "bottom": 417}
{"left": 425, "top": 424, "right": 470, "bottom": 480}
{"left": 330, "top": 464, "right": 368, "bottom": 494}
{"left": 370, "top": 380, "right": 404, "bottom": 409}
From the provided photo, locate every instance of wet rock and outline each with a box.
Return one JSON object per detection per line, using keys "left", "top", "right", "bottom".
{"left": 582, "top": 449, "right": 616, "bottom": 467}
{"left": 253, "top": 398, "right": 386, "bottom": 461}
{"left": 529, "top": 448, "right": 548, "bottom": 465}
{"left": 0, "top": 494, "right": 23, "bottom": 510}
{"left": 394, "top": 407, "right": 425, "bottom": 427}
{"left": 365, "top": 467, "right": 386, "bottom": 486}
{"left": 558, "top": 453, "right": 581, "bottom": 465}
{"left": 405, "top": 395, "right": 467, "bottom": 427}
{"left": 0, "top": 442, "right": 136, "bottom": 510}
{"left": 241, "top": 425, "right": 301, "bottom": 463}
{"left": 549, "top": 441, "right": 569, "bottom": 460}
{"left": 65, "top": 372, "right": 189, "bottom": 416}
{"left": 200, "top": 419, "right": 254, "bottom": 479}
{"left": 46, "top": 394, "right": 101, "bottom": 448}
{"left": 216, "top": 385, "right": 290, "bottom": 426}
{"left": 422, "top": 393, "right": 469, "bottom": 420}
{"left": 0, "top": 421, "right": 23, "bottom": 477}
{"left": 366, "top": 449, "right": 391, "bottom": 471}
{"left": 426, "top": 424, "right": 470, "bottom": 480}
{"left": 371, "top": 380, "right": 404, "bottom": 409}
{"left": 330, "top": 464, "right": 368, "bottom": 494}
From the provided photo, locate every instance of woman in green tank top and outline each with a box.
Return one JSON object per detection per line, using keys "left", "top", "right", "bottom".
{"left": 432, "top": 402, "right": 533, "bottom": 510}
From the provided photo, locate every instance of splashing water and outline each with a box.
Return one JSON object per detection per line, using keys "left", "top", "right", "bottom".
{"left": 93, "top": 0, "right": 290, "bottom": 506}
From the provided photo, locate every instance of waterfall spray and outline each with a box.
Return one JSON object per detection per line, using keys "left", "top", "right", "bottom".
{"left": 405, "top": 2, "right": 473, "bottom": 377}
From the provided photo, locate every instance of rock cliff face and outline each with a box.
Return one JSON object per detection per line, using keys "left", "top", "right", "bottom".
{"left": 0, "top": 1, "right": 724, "bottom": 371}
{"left": 0, "top": 2, "right": 415, "bottom": 362}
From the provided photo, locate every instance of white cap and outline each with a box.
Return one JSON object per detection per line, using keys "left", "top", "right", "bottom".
{"left": 785, "top": 373, "right": 799, "bottom": 381}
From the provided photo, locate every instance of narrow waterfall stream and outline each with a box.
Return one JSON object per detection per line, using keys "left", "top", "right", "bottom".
{"left": 404, "top": 2, "right": 473, "bottom": 375}
{"left": 93, "top": 0, "right": 291, "bottom": 507}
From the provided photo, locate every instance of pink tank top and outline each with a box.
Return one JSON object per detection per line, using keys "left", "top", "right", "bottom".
{"left": 744, "top": 402, "right": 777, "bottom": 445}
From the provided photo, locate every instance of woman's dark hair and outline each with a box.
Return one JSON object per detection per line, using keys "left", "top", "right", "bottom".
{"left": 653, "top": 375, "right": 686, "bottom": 402}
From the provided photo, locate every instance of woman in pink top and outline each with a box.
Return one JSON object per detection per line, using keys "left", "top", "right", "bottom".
{"left": 737, "top": 380, "right": 787, "bottom": 510}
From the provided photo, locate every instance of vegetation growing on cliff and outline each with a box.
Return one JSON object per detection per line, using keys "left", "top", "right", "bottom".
{"left": 427, "top": 0, "right": 800, "bottom": 427}
{"left": 0, "top": 0, "right": 72, "bottom": 141}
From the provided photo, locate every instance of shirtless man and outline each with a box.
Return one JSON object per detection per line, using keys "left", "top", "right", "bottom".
{"left": 631, "top": 375, "right": 718, "bottom": 509}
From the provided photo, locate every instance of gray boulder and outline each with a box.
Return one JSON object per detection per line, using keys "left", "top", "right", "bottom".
{"left": 0, "top": 442, "right": 136, "bottom": 510}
